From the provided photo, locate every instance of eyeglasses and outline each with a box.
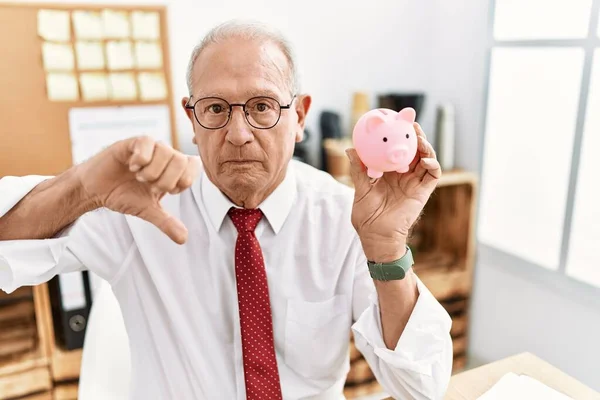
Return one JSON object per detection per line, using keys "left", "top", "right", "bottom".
{"left": 185, "top": 95, "right": 296, "bottom": 130}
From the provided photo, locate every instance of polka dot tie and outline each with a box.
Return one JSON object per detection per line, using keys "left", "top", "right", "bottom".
{"left": 228, "top": 208, "right": 283, "bottom": 400}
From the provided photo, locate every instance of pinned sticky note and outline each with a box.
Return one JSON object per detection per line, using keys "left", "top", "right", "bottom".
{"left": 108, "top": 72, "right": 138, "bottom": 100}
{"left": 131, "top": 11, "right": 160, "bottom": 40}
{"left": 80, "top": 73, "right": 109, "bottom": 101}
{"left": 138, "top": 72, "right": 167, "bottom": 101}
{"left": 134, "top": 41, "right": 163, "bottom": 69}
{"left": 38, "top": 9, "right": 71, "bottom": 42}
{"left": 72, "top": 10, "right": 104, "bottom": 39}
{"left": 46, "top": 73, "right": 79, "bottom": 101}
{"left": 102, "top": 9, "right": 131, "bottom": 38}
{"left": 75, "top": 41, "right": 105, "bottom": 70}
{"left": 106, "top": 40, "right": 134, "bottom": 70}
{"left": 42, "top": 42, "right": 75, "bottom": 71}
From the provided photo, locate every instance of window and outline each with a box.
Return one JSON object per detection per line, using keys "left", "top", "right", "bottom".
{"left": 479, "top": 1, "right": 600, "bottom": 289}
{"left": 566, "top": 50, "right": 600, "bottom": 288}
{"left": 493, "top": 0, "right": 593, "bottom": 40}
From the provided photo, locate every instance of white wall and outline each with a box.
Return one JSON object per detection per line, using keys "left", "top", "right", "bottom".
{"left": 9, "top": 0, "right": 445, "bottom": 164}
{"left": 470, "top": 253, "right": 600, "bottom": 391}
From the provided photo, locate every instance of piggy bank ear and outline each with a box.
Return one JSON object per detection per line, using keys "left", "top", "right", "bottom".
{"left": 397, "top": 107, "right": 416, "bottom": 123}
{"left": 366, "top": 114, "right": 386, "bottom": 132}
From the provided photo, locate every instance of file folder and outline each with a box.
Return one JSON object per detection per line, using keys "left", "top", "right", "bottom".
{"left": 48, "top": 270, "right": 93, "bottom": 350}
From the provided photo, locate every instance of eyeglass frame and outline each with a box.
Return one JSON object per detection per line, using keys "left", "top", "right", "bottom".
{"left": 184, "top": 94, "right": 297, "bottom": 130}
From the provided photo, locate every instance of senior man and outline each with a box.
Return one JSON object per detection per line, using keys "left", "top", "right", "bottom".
{"left": 0, "top": 21, "right": 452, "bottom": 400}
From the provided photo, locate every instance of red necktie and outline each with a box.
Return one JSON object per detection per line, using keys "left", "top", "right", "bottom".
{"left": 229, "top": 208, "right": 283, "bottom": 400}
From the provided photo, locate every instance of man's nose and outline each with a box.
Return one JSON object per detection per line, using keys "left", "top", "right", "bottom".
{"left": 225, "top": 107, "right": 254, "bottom": 146}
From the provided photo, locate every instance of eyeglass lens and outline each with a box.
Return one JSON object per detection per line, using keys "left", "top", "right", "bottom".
{"left": 193, "top": 96, "right": 282, "bottom": 129}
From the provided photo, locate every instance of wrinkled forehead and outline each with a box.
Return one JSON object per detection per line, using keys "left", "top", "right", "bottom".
{"left": 190, "top": 38, "right": 291, "bottom": 101}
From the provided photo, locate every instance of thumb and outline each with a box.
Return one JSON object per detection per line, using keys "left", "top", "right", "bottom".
{"left": 345, "top": 148, "right": 369, "bottom": 188}
{"left": 137, "top": 204, "right": 188, "bottom": 245}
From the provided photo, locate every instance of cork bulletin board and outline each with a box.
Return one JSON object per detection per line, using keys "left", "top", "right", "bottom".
{"left": 0, "top": 3, "right": 179, "bottom": 177}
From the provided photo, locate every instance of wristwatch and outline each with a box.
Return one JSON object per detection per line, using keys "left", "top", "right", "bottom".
{"left": 367, "top": 245, "right": 414, "bottom": 281}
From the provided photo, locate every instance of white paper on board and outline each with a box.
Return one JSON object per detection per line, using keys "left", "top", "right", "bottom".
{"left": 38, "top": 9, "right": 71, "bottom": 42}
{"left": 134, "top": 41, "right": 163, "bottom": 69}
{"left": 46, "top": 72, "right": 79, "bottom": 101}
{"left": 68, "top": 105, "right": 172, "bottom": 165}
{"left": 80, "top": 73, "right": 109, "bottom": 101}
{"left": 106, "top": 40, "right": 134, "bottom": 70}
{"left": 108, "top": 72, "right": 138, "bottom": 100}
{"left": 42, "top": 42, "right": 75, "bottom": 71}
{"left": 72, "top": 10, "right": 104, "bottom": 39}
{"left": 138, "top": 72, "right": 167, "bottom": 101}
{"left": 131, "top": 11, "right": 160, "bottom": 40}
{"left": 75, "top": 41, "right": 105, "bottom": 70}
{"left": 102, "top": 9, "right": 131, "bottom": 38}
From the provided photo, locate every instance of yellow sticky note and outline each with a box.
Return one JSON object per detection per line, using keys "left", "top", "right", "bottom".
{"left": 131, "top": 11, "right": 160, "bottom": 40}
{"left": 102, "top": 9, "right": 131, "bottom": 38}
{"left": 134, "top": 41, "right": 163, "bottom": 69}
{"left": 72, "top": 10, "right": 104, "bottom": 39}
{"left": 80, "top": 73, "right": 109, "bottom": 101}
{"left": 106, "top": 40, "right": 134, "bottom": 70}
{"left": 138, "top": 72, "right": 167, "bottom": 101}
{"left": 46, "top": 73, "right": 79, "bottom": 101}
{"left": 75, "top": 42, "right": 105, "bottom": 70}
{"left": 108, "top": 72, "right": 138, "bottom": 100}
{"left": 38, "top": 9, "right": 71, "bottom": 42}
{"left": 42, "top": 42, "right": 75, "bottom": 71}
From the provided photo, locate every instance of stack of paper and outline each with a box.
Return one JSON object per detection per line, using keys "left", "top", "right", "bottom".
{"left": 477, "top": 373, "right": 573, "bottom": 400}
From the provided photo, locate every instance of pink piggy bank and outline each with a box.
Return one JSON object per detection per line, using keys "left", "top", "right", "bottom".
{"left": 352, "top": 107, "right": 418, "bottom": 179}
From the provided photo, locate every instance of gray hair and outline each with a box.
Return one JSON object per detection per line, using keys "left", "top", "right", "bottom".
{"left": 185, "top": 20, "right": 300, "bottom": 96}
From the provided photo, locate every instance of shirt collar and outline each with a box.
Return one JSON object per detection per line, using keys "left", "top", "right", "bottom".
{"left": 194, "top": 162, "right": 297, "bottom": 234}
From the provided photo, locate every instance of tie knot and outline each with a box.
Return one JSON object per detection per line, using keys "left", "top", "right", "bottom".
{"left": 228, "top": 208, "right": 263, "bottom": 233}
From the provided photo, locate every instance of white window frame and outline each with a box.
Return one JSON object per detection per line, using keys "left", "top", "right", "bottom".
{"left": 477, "top": 0, "right": 600, "bottom": 308}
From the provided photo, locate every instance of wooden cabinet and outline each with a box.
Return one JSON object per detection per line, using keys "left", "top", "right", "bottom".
{"left": 0, "top": 282, "right": 81, "bottom": 400}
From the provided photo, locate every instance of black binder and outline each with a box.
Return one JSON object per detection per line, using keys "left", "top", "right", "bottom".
{"left": 48, "top": 270, "right": 93, "bottom": 350}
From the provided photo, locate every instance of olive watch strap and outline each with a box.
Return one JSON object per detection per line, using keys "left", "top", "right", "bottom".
{"left": 367, "top": 245, "right": 414, "bottom": 281}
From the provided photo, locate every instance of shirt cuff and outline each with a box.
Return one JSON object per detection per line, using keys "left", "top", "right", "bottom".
{"left": 0, "top": 174, "right": 76, "bottom": 294}
{"left": 351, "top": 275, "right": 452, "bottom": 376}
{"left": 0, "top": 231, "right": 75, "bottom": 294}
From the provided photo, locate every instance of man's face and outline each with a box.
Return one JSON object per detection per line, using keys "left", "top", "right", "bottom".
{"left": 182, "top": 37, "right": 311, "bottom": 207}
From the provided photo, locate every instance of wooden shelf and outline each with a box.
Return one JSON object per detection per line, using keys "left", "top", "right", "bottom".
{"left": 0, "top": 346, "right": 51, "bottom": 400}
{"left": 53, "top": 382, "right": 79, "bottom": 400}
{"left": 18, "top": 391, "right": 53, "bottom": 400}
{"left": 50, "top": 347, "right": 82, "bottom": 382}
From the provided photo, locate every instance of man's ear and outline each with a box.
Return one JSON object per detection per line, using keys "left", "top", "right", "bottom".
{"left": 182, "top": 97, "right": 194, "bottom": 123}
{"left": 295, "top": 94, "right": 312, "bottom": 142}
{"left": 182, "top": 97, "right": 198, "bottom": 145}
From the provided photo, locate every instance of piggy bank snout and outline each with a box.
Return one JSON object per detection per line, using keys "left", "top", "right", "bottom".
{"left": 387, "top": 146, "right": 409, "bottom": 163}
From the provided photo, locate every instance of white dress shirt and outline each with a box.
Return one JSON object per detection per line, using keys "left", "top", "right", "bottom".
{"left": 0, "top": 160, "right": 453, "bottom": 400}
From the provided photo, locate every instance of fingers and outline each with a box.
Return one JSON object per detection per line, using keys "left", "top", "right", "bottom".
{"left": 409, "top": 123, "right": 438, "bottom": 177}
{"left": 153, "top": 153, "right": 187, "bottom": 194}
{"left": 134, "top": 141, "right": 173, "bottom": 183}
{"left": 345, "top": 148, "right": 371, "bottom": 189}
{"left": 129, "top": 136, "right": 157, "bottom": 172}
{"left": 137, "top": 204, "right": 188, "bottom": 245}
{"left": 175, "top": 156, "right": 202, "bottom": 193}
{"left": 420, "top": 157, "right": 442, "bottom": 188}
{"left": 415, "top": 123, "right": 436, "bottom": 159}
{"left": 128, "top": 137, "right": 200, "bottom": 195}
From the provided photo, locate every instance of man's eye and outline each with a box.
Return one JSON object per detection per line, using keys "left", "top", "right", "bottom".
{"left": 255, "top": 103, "right": 270, "bottom": 112}
{"left": 207, "top": 104, "right": 224, "bottom": 113}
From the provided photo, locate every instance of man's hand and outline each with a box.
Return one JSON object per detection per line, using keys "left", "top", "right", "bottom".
{"left": 346, "top": 122, "right": 441, "bottom": 262}
{"left": 77, "top": 136, "right": 201, "bottom": 245}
